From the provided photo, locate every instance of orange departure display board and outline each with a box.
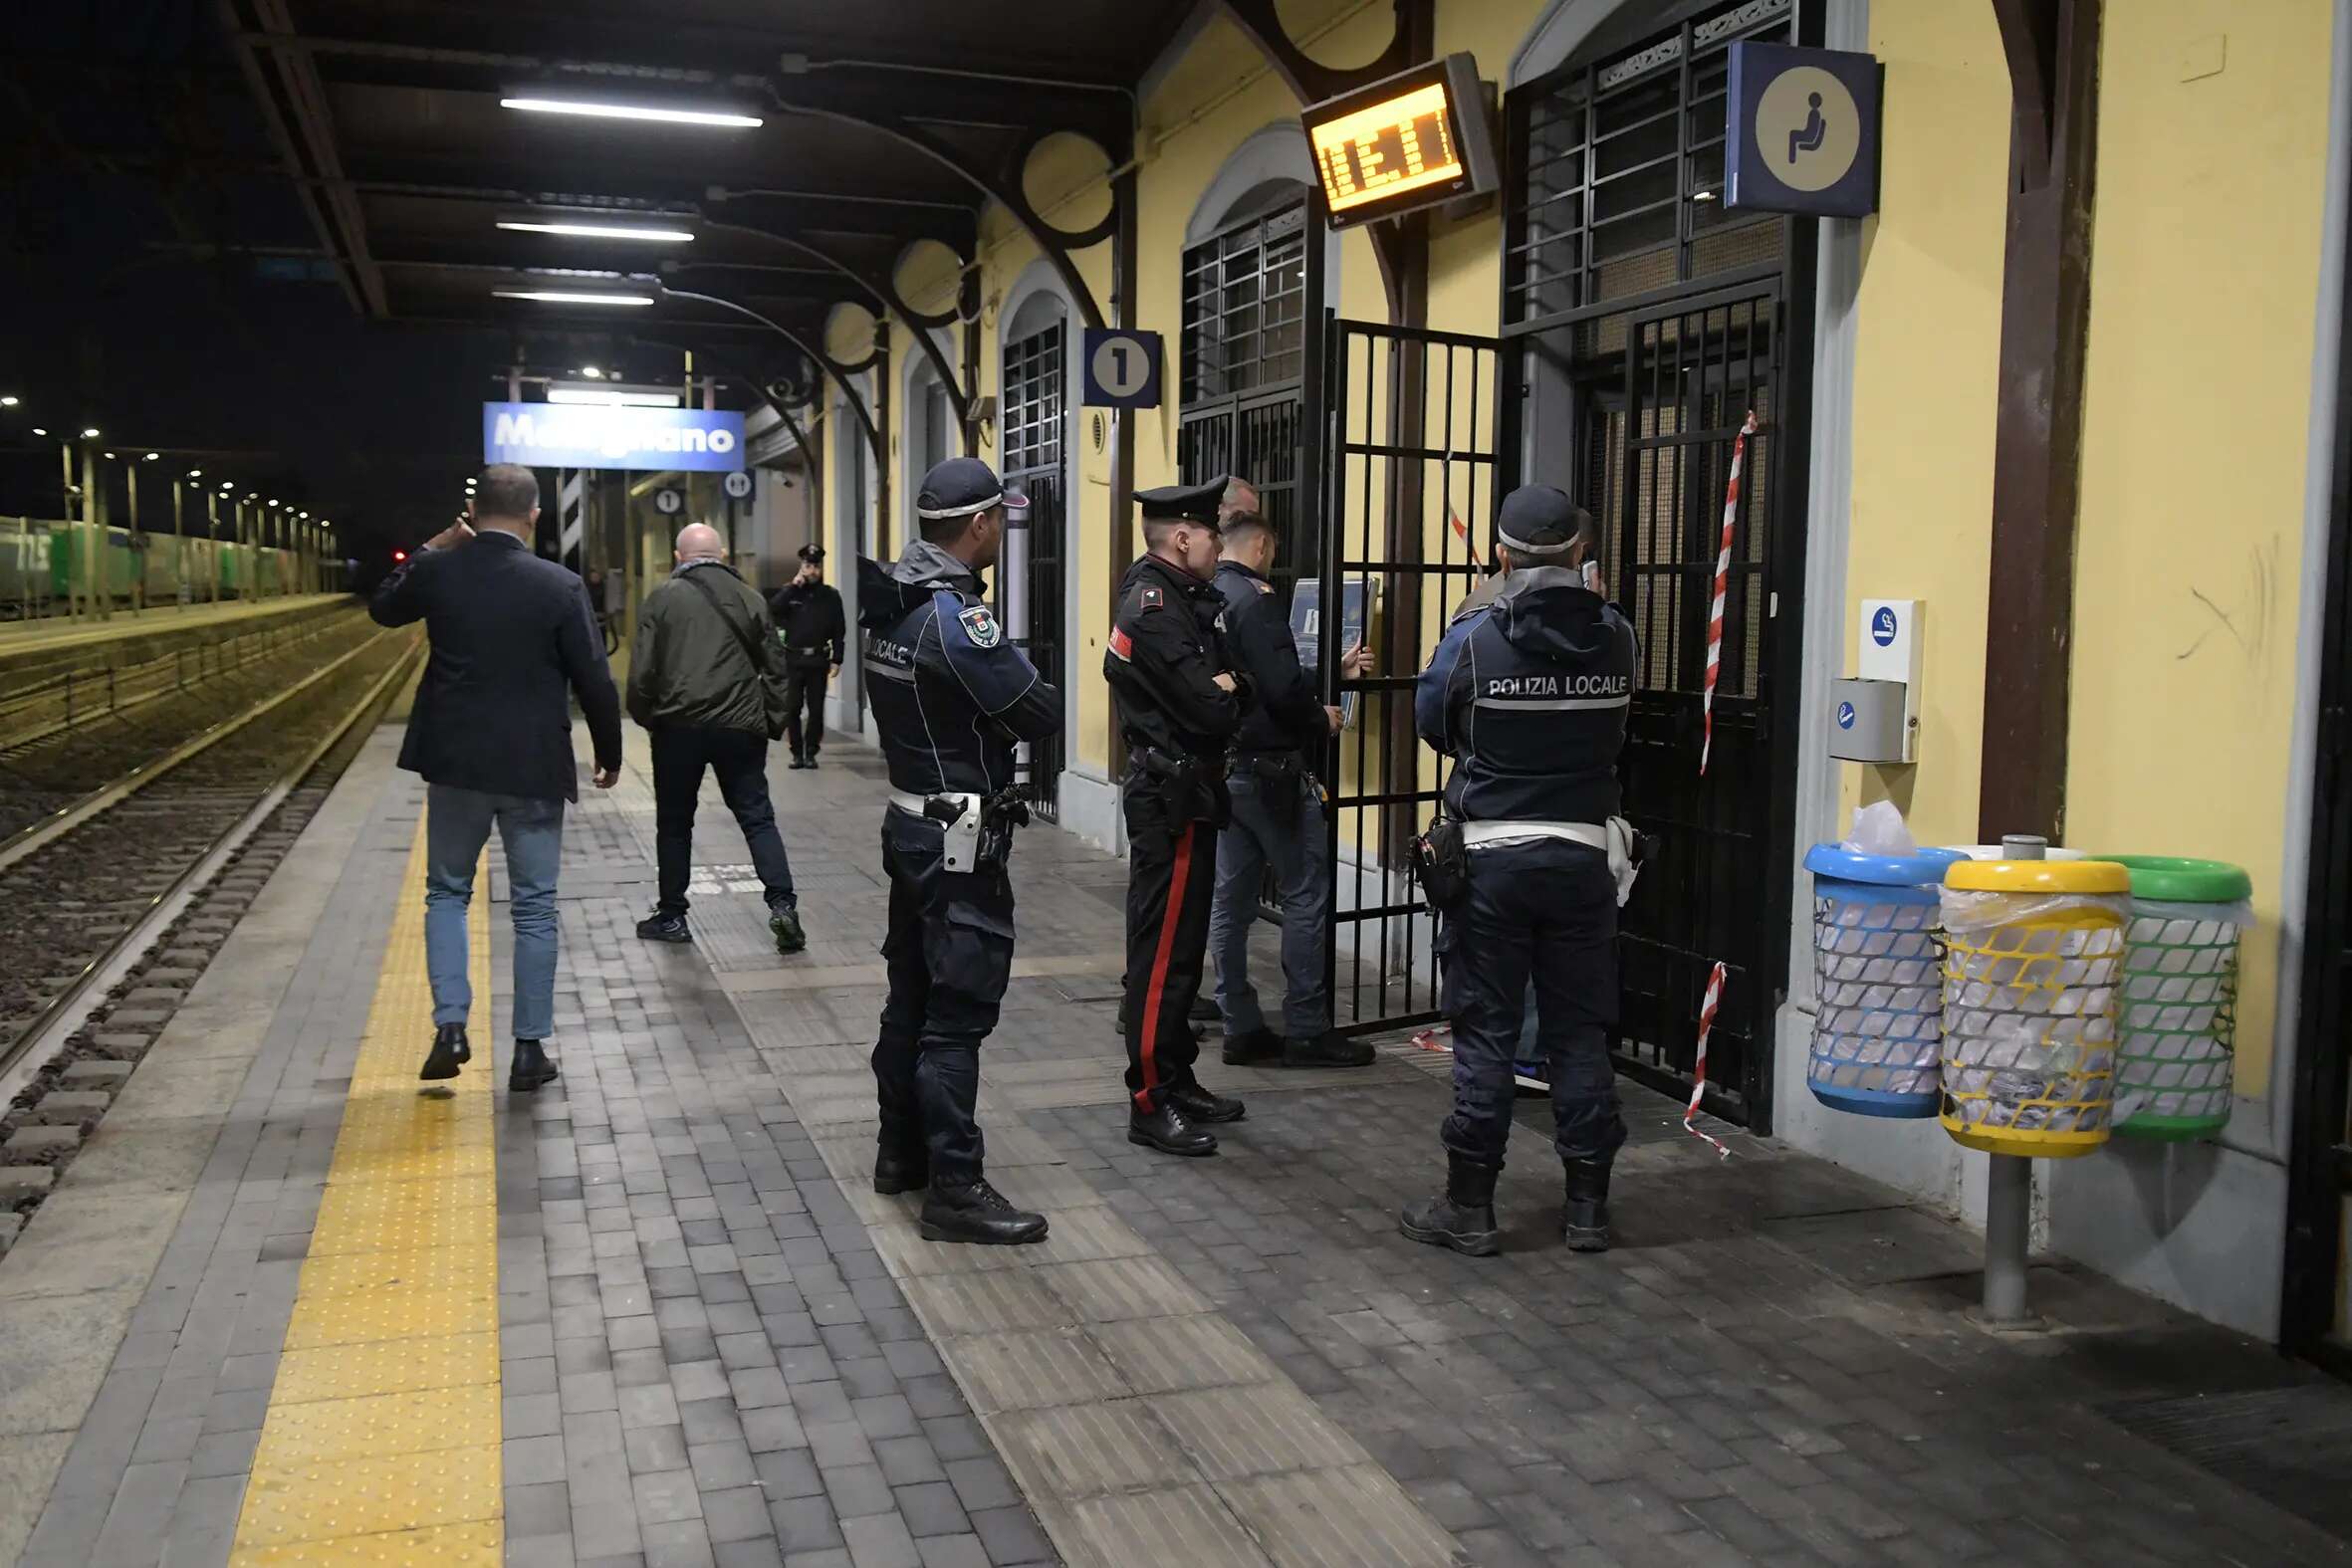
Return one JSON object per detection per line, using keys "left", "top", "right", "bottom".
{"left": 1301, "top": 54, "right": 1497, "bottom": 228}
{"left": 1311, "top": 83, "right": 1462, "bottom": 215}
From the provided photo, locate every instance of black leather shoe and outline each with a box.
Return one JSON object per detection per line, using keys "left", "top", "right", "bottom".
{"left": 789, "top": 755, "right": 812, "bottom": 771}
{"left": 636, "top": 910, "right": 691, "bottom": 944}
{"left": 1284, "top": 1029, "right": 1376, "bottom": 1068}
{"left": 1166, "top": 1080, "right": 1245, "bottom": 1124}
{"left": 1561, "top": 1157, "right": 1613, "bottom": 1252}
{"left": 873, "top": 1149, "right": 929, "bottom": 1196}
{"left": 508, "top": 1038, "right": 560, "bottom": 1093}
{"left": 1129, "top": 1100, "right": 1219, "bottom": 1157}
{"left": 770, "top": 904, "right": 807, "bottom": 956}
{"left": 920, "top": 1179, "right": 1048, "bottom": 1244}
{"left": 1221, "top": 1027, "right": 1284, "bottom": 1066}
{"left": 418, "top": 1022, "right": 469, "bottom": 1081}
{"left": 1400, "top": 1153, "right": 1503, "bottom": 1256}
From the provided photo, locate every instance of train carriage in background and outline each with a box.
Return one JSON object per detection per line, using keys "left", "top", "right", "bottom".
{"left": 0, "top": 519, "right": 305, "bottom": 612}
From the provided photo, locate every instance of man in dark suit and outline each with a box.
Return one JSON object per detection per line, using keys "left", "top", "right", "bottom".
{"left": 370, "top": 464, "right": 623, "bottom": 1091}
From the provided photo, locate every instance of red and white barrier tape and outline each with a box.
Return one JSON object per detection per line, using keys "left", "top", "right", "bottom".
{"left": 1447, "top": 507, "right": 1482, "bottom": 568}
{"left": 1685, "top": 961, "right": 1733, "bottom": 1159}
{"left": 1700, "top": 411, "right": 1759, "bottom": 777}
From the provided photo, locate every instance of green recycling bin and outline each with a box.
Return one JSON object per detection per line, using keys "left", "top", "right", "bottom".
{"left": 2093, "top": 855, "right": 2254, "bottom": 1141}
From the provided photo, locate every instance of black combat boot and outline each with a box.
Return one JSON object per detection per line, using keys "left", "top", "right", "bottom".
{"left": 1166, "top": 1080, "right": 1245, "bottom": 1124}
{"left": 1399, "top": 1153, "right": 1503, "bottom": 1256}
{"left": 636, "top": 910, "right": 691, "bottom": 944}
{"left": 873, "top": 1146, "right": 929, "bottom": 1196}
{"left": 769, "top": 902, "right": 807, "bottom": 956}
{"left": 788, "top": 752, "right": 812, "bottom": 771}
{"left": 418, "top": 1022, "right": 470, "bottom": 1081}
{"left": 1283, "top": 1029, "right": 1376, "bottom": 1068}
{"left": 920, "top": 1178, "right": 1048, "bottom": 1244}
{"left": 508, "top": 1038, "right": 560, "bottom": 1092}
{"left": 1129, "top": 1097, "right": 1219, "bottom": 1157}
{"left": 1221, "top": 1027, "right": 1284, "bottom": 1066}
{"left": 1561, "top": 1158, "right": 1612, "bottom": 1252}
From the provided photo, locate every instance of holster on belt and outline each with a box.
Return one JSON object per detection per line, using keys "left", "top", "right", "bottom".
{"left": 1134, "top": 747, "right": 1226, "bottom": 827}
{"left": 1412, "top": 812, "right": 1471, "bottom": 913}
{"left": 976, "top": 787, "right": 1031, "bottom": 869}
{"left": 1233, "top": 751, "right": 1304, "bottom": 811}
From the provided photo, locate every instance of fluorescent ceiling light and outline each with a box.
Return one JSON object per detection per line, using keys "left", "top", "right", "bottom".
{"left": 500, "top": 96, "right": 762, "bottom": 129}
{"left": 492, "top": 289, "right": 655, "bottom": 308}
{"left": 499, "top": 219, "right": 693, "bottom": 243}
{"left": 0, "top": 396, "right": 17, "bottom": 406}
{"left": 144, "top": 451, "right": 159, "bottom": 461}
{"left": 81, "top": 426, "right": 100, "bottom": 438}
{"left": 579, "top": 366, "right": 604, "bottom": 378}
{"left": 187, "top": 468, "right": 202, "bottom": 478}
{"left": 547, "top": 387, "right": 682, "bottom": 407}
{"left": 31, "top": 427, "right": 47, "bottom": 436}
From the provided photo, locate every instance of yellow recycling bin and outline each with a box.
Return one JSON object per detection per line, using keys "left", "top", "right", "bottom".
{"left": 1937, "top": 859, "right": 2132, "bottom": 1158}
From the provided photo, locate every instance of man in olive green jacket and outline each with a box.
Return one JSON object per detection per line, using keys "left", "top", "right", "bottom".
{"left": 628, "top": 523, "right": 807, "bottom": 955}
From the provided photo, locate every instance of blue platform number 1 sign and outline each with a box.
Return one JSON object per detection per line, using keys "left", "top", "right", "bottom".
{"left": 1080, "top": 329, "right": 1164, "bottom": 410}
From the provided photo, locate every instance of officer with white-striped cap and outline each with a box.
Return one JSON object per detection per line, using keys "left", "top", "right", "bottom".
{"left": 1401, "top": 484, "right": 1637, "bottom": 1256}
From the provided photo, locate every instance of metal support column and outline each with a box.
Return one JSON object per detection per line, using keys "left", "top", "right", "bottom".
{"left": 127, "top": 461, "right": 143, "bottom": 615}
{"left": 1980, "top": 830, "right": 2047, "bottom": 1325}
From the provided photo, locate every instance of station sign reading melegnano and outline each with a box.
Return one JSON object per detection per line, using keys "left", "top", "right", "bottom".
{"left": 481, "top": 402, "right": 747, "bottom": 472}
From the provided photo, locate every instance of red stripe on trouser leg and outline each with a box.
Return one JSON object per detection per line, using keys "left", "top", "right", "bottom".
{"left": 1133, "top": 821, "right": 1196, "bottom": 1113}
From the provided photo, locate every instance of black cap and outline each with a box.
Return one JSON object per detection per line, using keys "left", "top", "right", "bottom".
{"left": 1137, "top": 476, "right": 1228, "bottom": 527}
{"left": 916, "top": 456, "right": 1025, "bottom": 521}
{"left": 797, "top": 544, "right": 824, "bottom": 564}
{"left": 1495, "top": 485, "right": 1590, "bottom": 558}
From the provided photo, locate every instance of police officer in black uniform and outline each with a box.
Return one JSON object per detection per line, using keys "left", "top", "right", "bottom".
{"left": 1105, "top": 477, "right": 1254, "bottom": 1157}
{"left": 1401, "top": 485, "right": 1635, "bottom": 1255}
{"left": 859, "top": 457, "right": 1060, "bottom": 1244}
{"left": 769, "top": 544, "right": 845, "bottom": 769}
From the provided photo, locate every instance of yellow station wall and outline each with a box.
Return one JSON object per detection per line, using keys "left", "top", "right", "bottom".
{"left": 2066, "top": 0, "right": 2337, "bottom": 1094}
{"left": 1842, "top": 0, "right": 2011, "bottom": 842}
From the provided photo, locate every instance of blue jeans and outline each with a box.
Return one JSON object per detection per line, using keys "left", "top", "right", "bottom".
{"left": 1208, "top": 774, "right": 1331, "bottom": 1038}
{"left": 424, "top": 784, "right": 566, "bottom": 1041}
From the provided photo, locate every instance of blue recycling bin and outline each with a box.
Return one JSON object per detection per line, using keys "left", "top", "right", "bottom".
{"left": 1805, "top": 843, "right": 1965, "bottom": 1118}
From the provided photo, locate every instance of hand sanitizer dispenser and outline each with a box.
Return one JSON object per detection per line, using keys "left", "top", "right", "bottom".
{"left": 1830, "top": 598, "right": 1921, "bottom": 764}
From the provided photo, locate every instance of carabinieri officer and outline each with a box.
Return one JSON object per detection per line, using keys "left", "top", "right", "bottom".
{"left": 858, "top": 456, "right": 1061, "bottom": 1244}
{"left": 1401, "top": 484, "right": 1635, "bottom": 1256}
{"left": 1105, "top": 477, "right": 1254, "bottom": 1158}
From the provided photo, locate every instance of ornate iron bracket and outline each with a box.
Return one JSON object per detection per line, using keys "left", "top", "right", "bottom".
{"left": 659, "top": 286, "right": 882, "bottom": 468}
{"left": 1211, "top": 0, "right": 1416, "bottom": 106}
{"left": 691, "top": 211, "right": 972, "bottom": 430}
{"left": 766, "top": 81, "right": 1119, "bottom": 333}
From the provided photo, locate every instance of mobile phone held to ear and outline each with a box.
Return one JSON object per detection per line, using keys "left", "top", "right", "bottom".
{"left": 1581, "top": 560, "right": 1603, "bottom": 594}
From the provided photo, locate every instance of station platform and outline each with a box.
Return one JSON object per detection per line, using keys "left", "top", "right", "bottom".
{"left": 3, "top": 724, "right": 2348, "bottom": 1568}
{"left": 0, "top": 597, "right": 351, "bottom": 691}
{"left": 0, "top": 595, "right": 345, "bottom": 655}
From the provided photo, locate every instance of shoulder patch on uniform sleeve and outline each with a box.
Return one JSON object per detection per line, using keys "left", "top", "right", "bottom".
{"left": 957, "top": 603, "right": 1003, "bottom": 649}
{"left": 1140, "top": 586, "right": 1163, "bottom": 610}
{"left": 1254, "top": 578, "right": 1274, "bottom": 594}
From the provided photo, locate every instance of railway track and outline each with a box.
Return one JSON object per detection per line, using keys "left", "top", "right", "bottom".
{"left": 0, "top": 606, "right": 381, "bottom": 841}
{"left": 0, "top": 624, "right": 421, "bottom": 1103}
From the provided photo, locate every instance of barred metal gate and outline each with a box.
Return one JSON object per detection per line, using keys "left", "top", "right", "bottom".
{"left": 1001, "top": 321, "right": 1065, "bottom": 818}
{"left": 1319, "top": 319, "right": 1505, "bottom": 1035}
{"left": 1600, "top": 282, "right": 1788, "bottom": 1123}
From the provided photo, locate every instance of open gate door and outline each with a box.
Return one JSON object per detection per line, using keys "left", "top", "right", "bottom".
{"left": 1319, "top": 317, "right": 1506, "bottom": 1037}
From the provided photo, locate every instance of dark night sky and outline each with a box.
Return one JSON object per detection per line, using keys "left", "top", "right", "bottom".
{"left": 0, "top": 2, "right": 650, "bottom": 563}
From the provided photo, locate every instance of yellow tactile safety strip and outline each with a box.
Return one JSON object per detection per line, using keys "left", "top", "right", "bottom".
{"left": 229, "top": 824, "right": 504, "bottom": 1566}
